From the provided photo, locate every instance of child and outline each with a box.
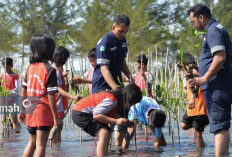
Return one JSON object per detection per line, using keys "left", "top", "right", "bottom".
{"left": 72, "top": 84, "right": 142, "bottom": 156}
{"left": 21, "top": 33, "right": 62, "bottom": 157}
{"left": 133, "top": 54, "right": 153, "bottom": 97}
{"left": 51, "top": 46, "right": 81, "bottom": 143}
{"left": 113, "top": 54, "right": 154, "bottom": 147}
{"left": 177, "top": 52, "right": 209, "bottom": 148}
{"left": 0, "top": 57, "right": 20, "bottom": 133}
{"left": 122, "top": 96, "right": 167, "bottom": 149}
{"left": 71, "top": 48, "right": 95, "bottom": 94}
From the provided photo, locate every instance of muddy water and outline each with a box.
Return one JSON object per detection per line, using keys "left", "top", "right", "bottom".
{"left": 0, "top": 118, "right": 231, "bottom": 157}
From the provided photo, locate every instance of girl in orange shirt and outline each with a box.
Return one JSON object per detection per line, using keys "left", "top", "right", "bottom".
{"left": 21, "top": 34, "right": 62, "bottom": 157}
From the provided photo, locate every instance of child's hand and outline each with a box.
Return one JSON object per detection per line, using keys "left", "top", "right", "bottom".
{"left": 63, "top": 70, "right": 70, "bottom": 77}
{"left": 188, "top": 96, "right": 195, "bottom": 110}
{"left": 126, "top": 120, "right": 135, "bottom": 128}
{"left": 70, "top": 77, "right": 83, "bottom": 84}
{"left": 73, "top": 94, "right": 82, "bottom": 101}
{"left": 54, "top": 118, "right": 63, "bottom": 127}
{"left": 116, "top": 118, "right": 127, "bottom": 126}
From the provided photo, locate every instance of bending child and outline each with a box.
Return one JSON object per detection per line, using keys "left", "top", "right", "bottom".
{"left": 177, "top": 52, "right": 209, "bottom": 148}
{"left": 122, "top": 96, "right": 167, "bottom": 149}
{"left": 51, "top": 46, "right": 81, "bottom": 143}
{"left": 21, "top": 34, "right": 62, "bottom": 157}
{"left": 72, "top": 84, "right": 142, "bottom": 156}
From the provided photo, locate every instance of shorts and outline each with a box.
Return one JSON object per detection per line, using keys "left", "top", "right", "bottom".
{"left": 181, "top": 112, "right": 209, "bottom": 132}
{"left": 27, "top": 126, "right": 50, "bottom": 135}
{"left": 112, "top": 125, "right": 127, "bottom": 131}
{"left": 204, "top": 89, "right": 232, "bottom": 133}
{"left": 72, "top": 110, "right": 111, "bottom": 136}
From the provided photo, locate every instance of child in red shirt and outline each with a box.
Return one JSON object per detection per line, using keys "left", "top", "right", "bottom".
{"left": 1, "top": 57, "right": 20, "bottom": 133}
{"left": 72, "top": 84, "right": 142, "bottom": 156}
{"left": 20, "top": 34, "right": 62, "bottom": 157}
{"left": 51, "top": 46, "right": 81, "bottom": 142}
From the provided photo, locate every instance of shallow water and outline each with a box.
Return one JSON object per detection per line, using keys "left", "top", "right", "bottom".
{"left": 0, "top": 118, "right": 232, "bottom": 157}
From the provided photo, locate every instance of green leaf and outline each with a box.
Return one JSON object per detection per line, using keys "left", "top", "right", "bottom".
{"left": 192, "top": 28, "right": 196, "bottom": 36}
{"left": 196, "top": 30, "right": 208, "bottom": 35}
{"left": 117, "top": 76, "right": 123, "bottom": 87}
{"left": 2, "top": 120, "right": 6, "bottom": 126}
{"left": 156, "top": 84, "right": 160, "bottom": 90}
{"left": 67, "top": 35, "right": 74, "bottom": 43}
{"left": 194, "top": 43, "right": 201, "bottom": 47}
{"left": 141, "top": 89, "right": 146, "bottom": 96}
{"left": 114, "top": 84, "right": 122, "bottom": 88}
{"left": 154, "top": 18, "right": 160, "bottom": 26}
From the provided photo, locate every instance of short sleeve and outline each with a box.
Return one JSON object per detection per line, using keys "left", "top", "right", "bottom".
{"left": 128, "top": 106, "right": 135, "bottom": 120}
{"left": 46, "top": 68, "right": 58, "bottom": 94}
{"left": 207, "top": 25, "right": 226, "bottom": 55}
{"left": 96, "top": 38, "right": 110, "bottom": 65}
{"left": 22, "top": 72, "right": 27, "bottom": 89}
{"left": 124, "top": 49, "right": 128, "bottom": 58}
{"left": 92, "top": 97, "right": 117, "bottom": 116}
{"left": 155, "top": 128, "right": 162, "bottom": 138}
{"left": 122, "top": 41, "right": 128, "bottom": 58}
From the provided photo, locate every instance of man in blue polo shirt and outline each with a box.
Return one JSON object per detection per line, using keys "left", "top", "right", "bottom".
{"left": 92, "top": 14, "right": 134, "bottom": 146}
{"left": 188, "top": 4, "right": 232, "bottom": 156}
{"left": 92, "top": 14, "right": 133, "bottom": 94}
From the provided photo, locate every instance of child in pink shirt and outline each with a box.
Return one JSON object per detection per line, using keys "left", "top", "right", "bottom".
{"left": 71, "top": 48, "right": 95, "bottom": 95}
{"left": 133, "top": 54, "right": 153, "bottom": 97}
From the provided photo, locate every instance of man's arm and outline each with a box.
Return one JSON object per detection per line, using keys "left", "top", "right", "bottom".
{"left": 100, "top": 65, "right": 118, "bottom": 90}
{"left": 189, "top": 51, "right": 226, "bottom": 86}
{"left": 122, "top": 59, "right": 134, "bottom": 84}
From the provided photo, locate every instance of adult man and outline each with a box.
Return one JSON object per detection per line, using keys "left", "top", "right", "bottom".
{"left": 188, "top": 4, "right": 232, "bottom": 156}
{"left": 92, "top": 14, "right": 134, "bottom": 146}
